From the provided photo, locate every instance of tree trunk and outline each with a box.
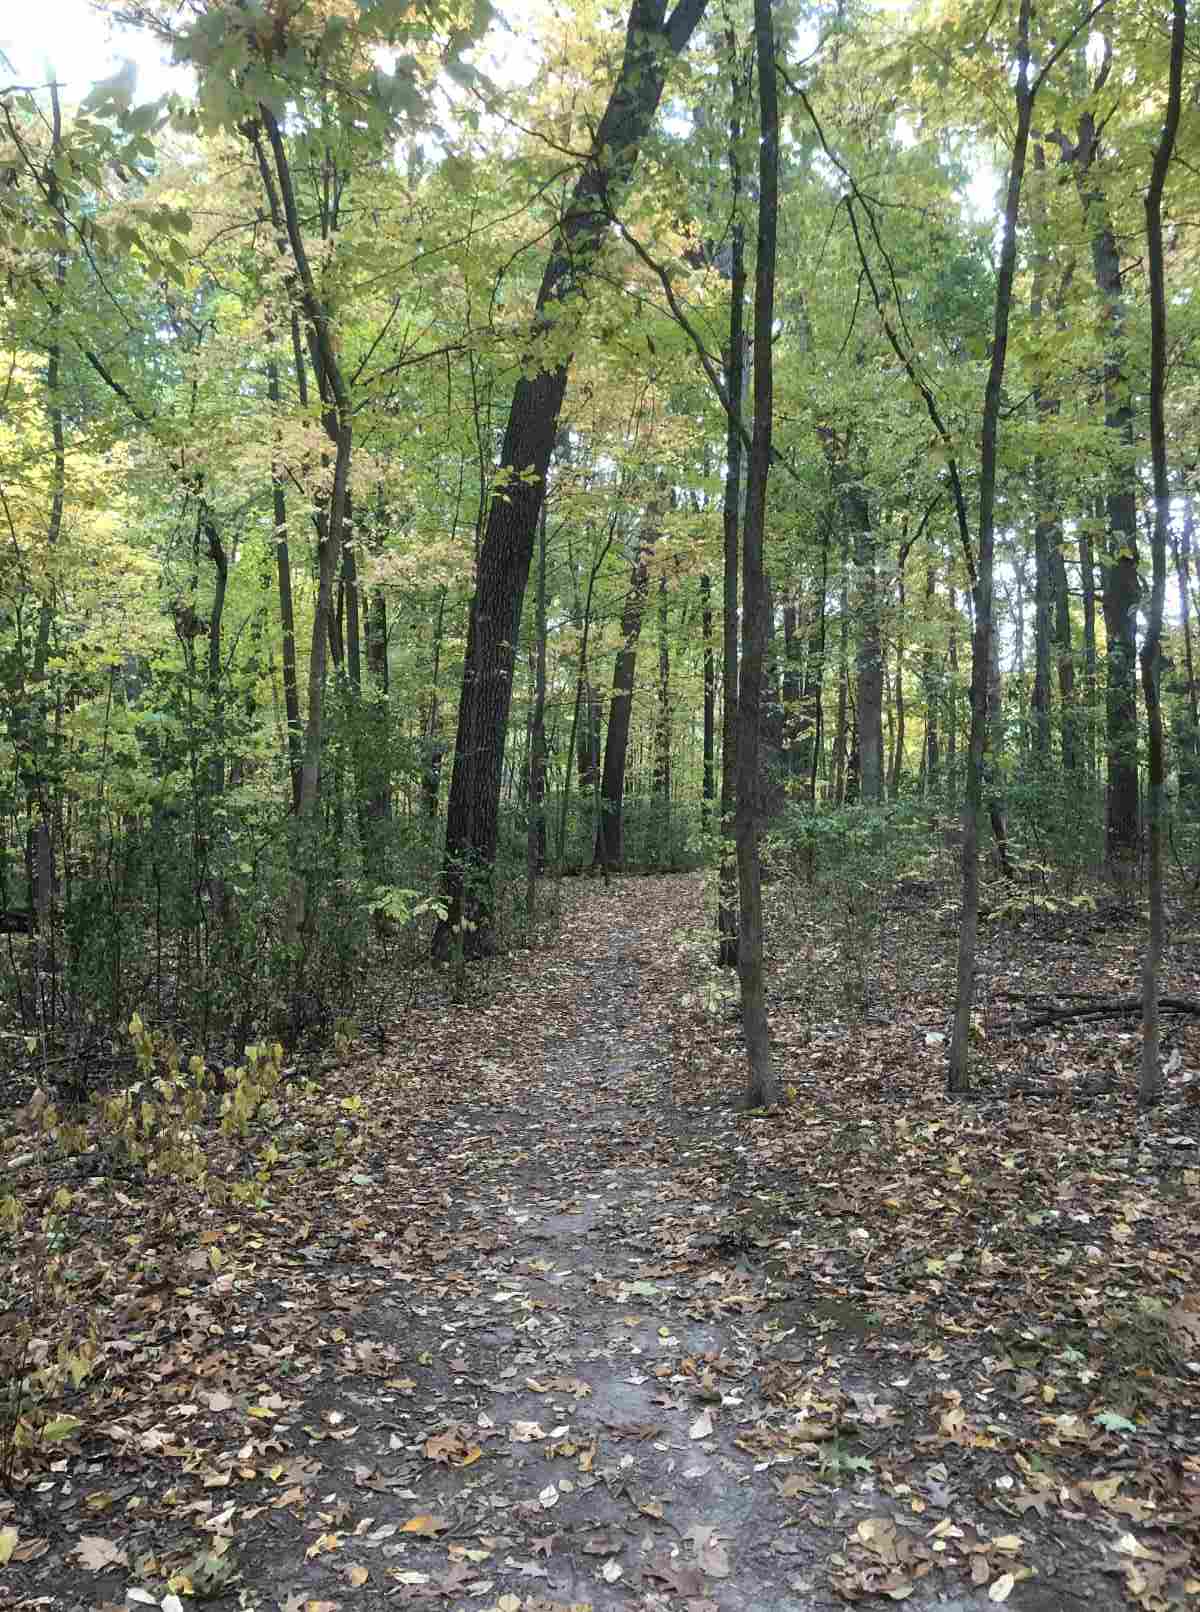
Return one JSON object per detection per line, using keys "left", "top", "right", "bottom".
{"left": 923, "top": 561, "right": 940, "bottom": 797}
{"left": 702, "top": 574, "right": 716, "bottom": 828}
{"left": 422, "top": 590, "right": 447, "bottom": 819}
{"left": 266, "top": 352, "right": 302, "bottom": 812}
{"left": 256, "top": 110, "right": 355, "bottom": 949}
{"left": 782, "top": 593, "right": 801, "bottom": 781}
{"left": 948, "top": 0, "right": 1033, "bottom": 1094}
{"left": 717, "top": 91, "right": 746, "bottom": 968}
{"left": 526, "top": 503, "right": 549, "bottom": 913}
{"left": 594, "top": 535, "right": 654, "bottom": 871}
{"left": 654, "top": 575, "right": 672, "bottom": 801}
{"left": 834, "top": 533, "right": 850, "bottom": 805}
{"left": 1139, "top": 0, "right": 1185, "bottom": 1106}
{"left": 891, "top": 573, "right": 905, "bottom": 801}
{"left": 802, "top": 530, "right": 828, "bottom": 805}
{"left": 737, "top": 0, "right": 781, "bottom": 1109}
{"left": 1051, "top": 541, "right": 1076, "bottom": 774}
{"left": 1070, "top": 114, "right": 1140, "bottom": 865}
{"left": 1079, "top": 514, "right": 1098, "bottom": 779}
{"left": 1174, "top": 499, "right": 1200, "bottom": 802}
{"left": 435, "top": 0, "right": 709, "bottom": 957}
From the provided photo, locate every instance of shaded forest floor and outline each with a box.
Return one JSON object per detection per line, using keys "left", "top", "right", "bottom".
{"left": 2, "top": 871, "right": 1199, "bottom": 1612}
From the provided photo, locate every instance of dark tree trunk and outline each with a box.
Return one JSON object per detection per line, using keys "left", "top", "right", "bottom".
{"left": 654, "top": 575, "right": 672, "bottom": 801}
{"left": 1068, "top": 110, "right": 1140, "bottom": 865}
{"left": 738, "top": 0, "right": 781, "bottom": 1109}
{"left": 717, "top": 91, "right": 746, "bottom": 969}
{"left": 782, "top": 594, "right": 801, "bottom": 780}
{"left": 594, "top": 537, "right": 653, "bottom": 871}
{"left": 435, "top": 0, "right": 709, "bottom": 957}
{"left": 1174, "top": 500, "right": 1200, "bottom": 800}
{"left": 1140, "top": 0, "right": 1185, "bottom": 1105}
{"left": 948, "top": 0, "right": 1033, "bottom": 1094}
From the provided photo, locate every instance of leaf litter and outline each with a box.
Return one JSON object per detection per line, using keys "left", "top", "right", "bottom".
{"left": 0, "top": 873, "right": 1198, "bottom": 1612}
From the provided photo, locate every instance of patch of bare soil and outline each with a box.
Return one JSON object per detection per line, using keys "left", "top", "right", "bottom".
{"left": 2, "top": 873, "right": 1198, "bottom": 1612}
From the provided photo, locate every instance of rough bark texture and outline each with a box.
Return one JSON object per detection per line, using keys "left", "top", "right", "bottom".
{"left": 435, "top": 0, "right": 709, "bottom": 957}
{"left": 737, "top": 0, "right": 781, "bottom": 1110}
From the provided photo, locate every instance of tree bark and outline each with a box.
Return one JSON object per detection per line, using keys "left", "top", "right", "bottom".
{"left": 1139, "top": 0, "right": 1185, "bottom": 1106}
{"left": 1174, "top": 499, "right": 1200, "bottom": 802}
{"left": 737, "top": 0, "right": 781, "bottom": 1109}
{"left": 702, "top": 574, "right": 716, "bottom": 827}
{"left": 923, "top": 561, "right": 940, "bottom": 797}
{"left": 948, "top": 0, "right": 1033, "bottom": 1094}
{"left": 1067, "top": 107, "right": 1140, "bottom": 865}
{"left": 435, "top": 0, "right": 709, "bottom": 957}
{"left": 594, "top": 533, "right": 654, "bottom": 871}
{"left": 717, "top": 78, "right": 746, "bottom": 968}
{"left": 526, "top": 503, "right": 549, "bottom": 912}
{"left": 1079, "top": 513, "right": 1099, "bottom": 778}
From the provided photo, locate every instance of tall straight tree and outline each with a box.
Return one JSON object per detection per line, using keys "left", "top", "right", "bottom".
{"left": 434, "top": 0, "right": 709, "bottom": 957}
{"left": 948, "top": 0, "right": 1106, "bottom": 1091}
{"left": 1139, "top": 0, "right": 1186, "bottom": 1106}
{"left": 738, "top": 0, "right": 781, "bottom": 1109}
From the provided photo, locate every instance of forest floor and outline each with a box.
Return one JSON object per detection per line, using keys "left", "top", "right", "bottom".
{"left": 2, "top": 871, "right": 1200, "bottom": 1612}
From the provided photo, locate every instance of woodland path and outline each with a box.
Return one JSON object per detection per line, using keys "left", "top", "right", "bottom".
{"left": 5, "top": 873, "right": 1191, "bottom": 1612}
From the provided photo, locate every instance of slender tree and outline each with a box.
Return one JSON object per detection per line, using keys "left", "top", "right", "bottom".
{"left": 1139, "top": 0, "right": 1186, "bottom": 1106}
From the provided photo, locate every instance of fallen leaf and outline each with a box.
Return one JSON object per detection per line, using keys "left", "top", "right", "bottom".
{"left": 989, "top": 1572, "right": 1015, "bottom": 1602}
{"left": 74, "top": 1536, "right": 129, "bottom": 1572}
{"left": 400, "top": 1514, "right": 450, "bottom": 1536}
{"left": 689, "top": 1409, "right": 715, "bottom": 1440}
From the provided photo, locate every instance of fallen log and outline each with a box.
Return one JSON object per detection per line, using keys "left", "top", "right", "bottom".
{"left": 1005, "top": 995, "right": 1200, "bottom": 1032}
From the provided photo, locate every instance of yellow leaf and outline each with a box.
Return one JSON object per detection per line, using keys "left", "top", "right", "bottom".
{"left": 0, "top": 1527, "right": 17, "bottom": 1565}
{"left": 347, "top": 1564, "right": 369, "bottom": 1586}
{"left": 989, "top": 1573, "right": 1015, "bottom": 1602}
{"left": 400, "top": 1515, "right": 449, "bottom": 1536}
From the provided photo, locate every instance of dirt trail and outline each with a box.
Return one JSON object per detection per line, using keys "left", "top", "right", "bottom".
{"left": 4, "top": 874, "right": 1166, "bottom": 1612}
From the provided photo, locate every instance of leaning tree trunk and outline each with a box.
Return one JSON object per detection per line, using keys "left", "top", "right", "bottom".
{"left": 434, "top": 0, "right": 709, "bottom": 958}
{"left": 256, "top": 110, "right": 355, "bottom": 949}
{"left": 737, "top": 0, "right": 781, "bottom": 1110}
{"left": 1139, "top": 0, "right": 1185, "bottom": 1106}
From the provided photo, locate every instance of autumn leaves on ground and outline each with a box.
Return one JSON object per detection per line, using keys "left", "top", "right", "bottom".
{"left": 2, "top": 873, "right": 1199, "bottom": 1612}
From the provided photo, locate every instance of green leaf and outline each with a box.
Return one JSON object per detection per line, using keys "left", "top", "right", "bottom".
{"left": 42, "top": 1415, "right": 83, "bottom": 1442}
{"left": 1093, "top": 1411, "right": 1137, "bottom": 1433}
